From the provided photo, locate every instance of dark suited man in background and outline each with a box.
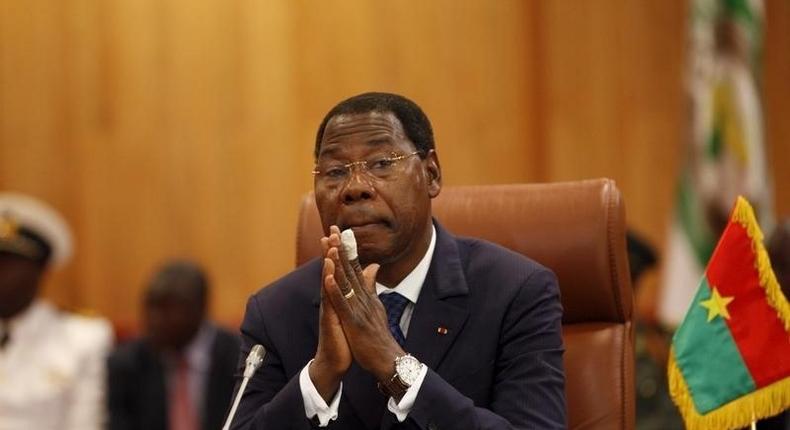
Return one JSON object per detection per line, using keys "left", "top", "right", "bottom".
{"left": 757, "top": 220, "right": 790, "bottom": 430}
{"left": 228, "top": 92, "right": 566, "bottom": 429}
{"left": 108, "top": 260, "right": 240, "bottom": 430}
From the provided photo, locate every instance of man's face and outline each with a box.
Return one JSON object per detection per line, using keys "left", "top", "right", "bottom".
{"left": 314, "top": 111, "right": 441, "bottom": 267}
{"left": 144, "top": 296, "right": 204, "bottom": 352}
{"left": 0, "top": 253, "right": 43, "bottom": 319}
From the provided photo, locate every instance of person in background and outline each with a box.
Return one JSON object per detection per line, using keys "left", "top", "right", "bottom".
{"left": 768, "top": 219, "right": 790, "bottom": 300}
{"left": 755, "top": 219, "right": 790, "bottom": 430}
{"left": 0, "top": 192, "right": 113, "bottom": 429}
{"left": 107, "top": 260, "right": 240, "bottom": 430}
{"left": 628, "top": 230, "right": 684, "bottom": 430}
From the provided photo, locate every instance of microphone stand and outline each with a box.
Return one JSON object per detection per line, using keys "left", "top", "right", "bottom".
{"left": 222, "top": 344, "right": 265, "bottom": 430}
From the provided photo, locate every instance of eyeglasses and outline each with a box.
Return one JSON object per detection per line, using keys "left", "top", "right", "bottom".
{"left": 312, "top": 151, "right": 421, "bottom": 185}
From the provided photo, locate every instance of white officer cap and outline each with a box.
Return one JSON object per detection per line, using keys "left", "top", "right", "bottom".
{"left": 0, "top": 192, "right": 73, "bottom": 269}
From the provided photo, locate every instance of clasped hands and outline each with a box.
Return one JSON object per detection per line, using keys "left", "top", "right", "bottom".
{"left": 309, "top": 226, "right": 405, "bottom": 402}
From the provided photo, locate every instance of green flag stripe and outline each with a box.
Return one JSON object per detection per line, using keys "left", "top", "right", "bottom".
{"left": 672, "top": 277, "right": 756, "bottom": 413}
{"left": 723, "top": 0, "right": 755, "bottom": 23}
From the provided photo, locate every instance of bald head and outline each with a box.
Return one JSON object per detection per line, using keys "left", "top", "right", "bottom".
{"left": 145, "top": 261, "right": 207, "bottom": 309}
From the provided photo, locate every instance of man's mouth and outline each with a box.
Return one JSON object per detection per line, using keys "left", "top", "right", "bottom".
{"left": 343, "top": 222, "right": 385, "bottom": 232}
{"left": 339, "top": 219, "right": 391, "bottom": 233}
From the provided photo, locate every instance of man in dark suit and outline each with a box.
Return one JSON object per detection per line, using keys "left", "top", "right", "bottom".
{"left": 108, "top": 260, "right": 240, "bottom": 430}
{"left": 229, "top": 92, "right": 566, "bottom": 429}
{"left": 757, "top": 221, "right": 790, "bottom": 430}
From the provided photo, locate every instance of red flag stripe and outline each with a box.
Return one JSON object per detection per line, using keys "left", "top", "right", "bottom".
{"left": 706, "top": 222, "right": 790, "bottom": 388}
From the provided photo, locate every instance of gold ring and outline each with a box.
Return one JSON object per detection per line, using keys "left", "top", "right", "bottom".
{"left": 343, "top": 289, "right": 356, "bottom": 300}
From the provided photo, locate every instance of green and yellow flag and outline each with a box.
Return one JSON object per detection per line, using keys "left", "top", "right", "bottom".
{"left": 668, "top": 197, "right": 790, "bottom": 429}
{"left": 659, "top": 0, "right": 774, "bottom": 327}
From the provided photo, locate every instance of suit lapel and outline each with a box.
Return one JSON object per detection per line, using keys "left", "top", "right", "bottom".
{"left": 405, "top": 222, "right": 470, "bottom": 371}
{"left": 405, "top": 280, "right": 469, "bottom": 372}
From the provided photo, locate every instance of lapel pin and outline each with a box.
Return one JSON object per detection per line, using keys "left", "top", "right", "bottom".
{"left": 437, "top": 326, "right": 448, "bottom": 335}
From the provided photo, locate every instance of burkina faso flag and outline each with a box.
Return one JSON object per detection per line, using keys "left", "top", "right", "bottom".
{"left": 668, "top": 196, "right": 790, "bottom": 429}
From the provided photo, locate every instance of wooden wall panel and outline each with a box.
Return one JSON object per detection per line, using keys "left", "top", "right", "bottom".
{"left": 0, "top": 1, "right": 787, "bottom": 328}
{"left": 537, "top": 1, "right": 687, "bottom": 250}
{"left": 0, "top": 1, "right": 539, "bottom": 326}
{"left": 765, "top": 0, "right": 790, "bottom": 219}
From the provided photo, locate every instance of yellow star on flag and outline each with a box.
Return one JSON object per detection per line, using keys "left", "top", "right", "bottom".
{"left": 699, "top": 287, "right": 734, "bottom": 322}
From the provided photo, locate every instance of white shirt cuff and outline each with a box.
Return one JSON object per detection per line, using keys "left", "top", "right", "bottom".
{"left": 299, "top": 360, "right": 342, "bottom": 427}
{"left": 386, "top": 364, "right": 428, "bottom": 422}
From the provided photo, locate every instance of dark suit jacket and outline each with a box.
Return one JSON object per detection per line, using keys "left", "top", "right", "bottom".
{"left": 230, "top": 222, "right": 566, "bottom": 429}
{"left": 107, "top": 325, "right": 240, "bottom": 430}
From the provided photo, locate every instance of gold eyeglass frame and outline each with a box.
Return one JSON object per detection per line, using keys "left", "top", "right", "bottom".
{"left": 311, "top": 151, "right": 421, "bottom": 179}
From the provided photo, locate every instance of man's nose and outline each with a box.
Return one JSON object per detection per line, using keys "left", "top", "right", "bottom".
{"left": 341, "top": 168, "right": 376, "bottom": 204}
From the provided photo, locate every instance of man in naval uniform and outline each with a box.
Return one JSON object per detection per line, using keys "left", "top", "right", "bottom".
{"left": 0, "top": 192, "right": 113, "bottom": 429}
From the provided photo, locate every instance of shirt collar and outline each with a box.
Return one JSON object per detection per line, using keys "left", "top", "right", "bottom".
{"left": 165, "top": 321, "right": 215, "bottom": 371}
{"left": 186, "top": 322, "right": 216, "bottom": 370}
{"left": 375, "top": 224, "right": 436, "bottom": 304}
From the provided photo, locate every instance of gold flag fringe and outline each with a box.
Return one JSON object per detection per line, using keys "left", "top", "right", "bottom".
{"left": 731, "top": 196, "right": 790, "bottom": 331}
{"left": 668, "top": 196, "right": 790, "bottom": 430}
{"left": 668, "top": 348, "right": 790, "bottom": 430}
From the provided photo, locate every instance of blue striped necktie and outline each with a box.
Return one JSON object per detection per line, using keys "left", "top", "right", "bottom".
{"left": 378, "top": 292, "right": 409, "bottom": 346}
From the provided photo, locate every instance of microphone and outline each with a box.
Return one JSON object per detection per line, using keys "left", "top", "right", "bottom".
{"left": 243, "top": 344, "right": 266, "bottom": 377}
{"left": 222, "top": 344, "right": 266, "bottom": 430}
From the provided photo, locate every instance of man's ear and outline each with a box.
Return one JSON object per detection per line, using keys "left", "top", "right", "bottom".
{"left": 425, "top": 150, "right": 442, "bottom": 198}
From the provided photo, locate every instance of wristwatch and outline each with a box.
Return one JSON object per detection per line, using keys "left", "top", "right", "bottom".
{"left": 378, "top": 354, "right": 423, "bottom": 399}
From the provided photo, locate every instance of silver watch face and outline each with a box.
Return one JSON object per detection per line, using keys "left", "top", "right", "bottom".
{"left": 395, "top": 354, "right": 422, "bottom": 386}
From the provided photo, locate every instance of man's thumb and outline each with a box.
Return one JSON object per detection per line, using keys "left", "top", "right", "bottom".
{"left": 362, "top": 263, "right": 380, "bottom": 293}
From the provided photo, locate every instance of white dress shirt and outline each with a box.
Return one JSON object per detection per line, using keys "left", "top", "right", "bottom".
{"left": 0, "top": 300, "right": 113, "bottom": 430}
{"left": 300, "top": 226, "right": 436, "bottom": 426}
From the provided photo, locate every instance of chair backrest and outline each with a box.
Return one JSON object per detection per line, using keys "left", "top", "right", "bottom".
{"left": 295, "top": 178, "right": 635, "bottom": 430}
